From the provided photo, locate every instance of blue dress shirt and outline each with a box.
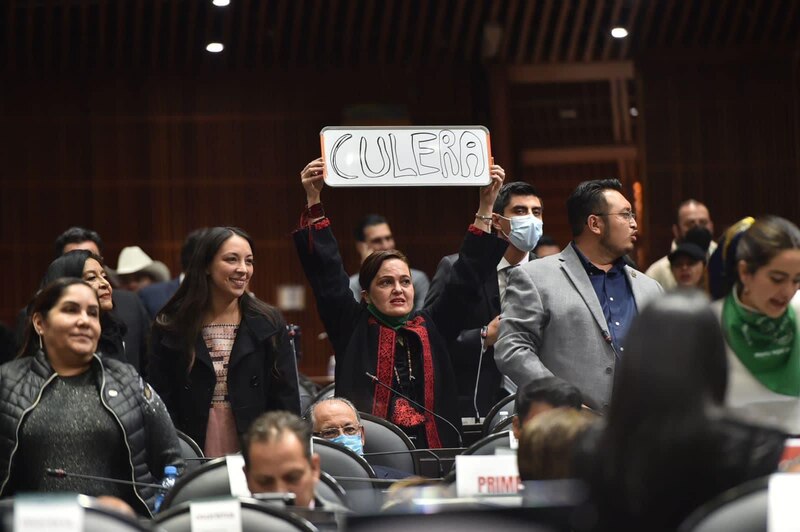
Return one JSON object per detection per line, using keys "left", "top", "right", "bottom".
{"left": 571, "top": 243, "right": 637, "bottom": 358}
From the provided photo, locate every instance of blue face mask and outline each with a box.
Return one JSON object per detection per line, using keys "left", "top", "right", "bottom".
{"left": 499, "top": 214, "right": 544, "bottom": 252}
{"left": 330, "top": 433, "right": 364, "bottom": 456}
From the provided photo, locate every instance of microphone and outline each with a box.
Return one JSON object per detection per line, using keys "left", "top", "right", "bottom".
{"left": 365, "top": 372, "right": 463, "bottom": 447}
{"left": 46, "top": 468, "right": 162, "bottom": 489}
{"left": 331, "top": 476, "right": 406, "bottom": 485}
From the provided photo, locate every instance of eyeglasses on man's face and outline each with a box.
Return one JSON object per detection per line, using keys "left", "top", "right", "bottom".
{"left": 594, "top": 210, "right": 637, "bottom": 222}
{"left": 314, "top": 424, "right": 362, "bottom": 440}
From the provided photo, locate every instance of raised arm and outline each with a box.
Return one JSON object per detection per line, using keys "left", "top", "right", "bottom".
{"left": 292, "top": 158, "right": 361, "bottom": 355}
{"left": 425, "top": 165, "right": 508, "bottom": 339}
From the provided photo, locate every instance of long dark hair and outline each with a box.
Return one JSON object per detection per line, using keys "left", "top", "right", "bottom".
{"left": 19, "top": 278, "right": 98, "bottom": 358}
{"left": 154, "top": 226, "right": 280, "bottom": 370}
{"left": 23, "top": 250, "right": 125, "bottom": 357}
{"left": 593, "top": 290, "right": 729, "bottom": 523}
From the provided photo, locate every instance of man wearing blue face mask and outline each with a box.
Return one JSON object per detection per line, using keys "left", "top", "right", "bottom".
{"left": 425, "top": 182, "right": 544, "bottom": 418}
{"left": 307, "top": 397, "right": 412, "bottom": 480}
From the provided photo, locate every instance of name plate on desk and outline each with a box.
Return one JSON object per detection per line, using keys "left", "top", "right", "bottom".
{"left": 190, "top": 498, "right": 242, "bottom": 532}
{"left": 320, "top": 126, "right": 492, "bottom": 187}
{"left": 455, "top": 455, "right": 520, "bottom": 497}
{"left": 769, "top": 474, "right": 800, "bottom": 532}
{"left": 14, "top": 495, "right": 84, "bottom": 532}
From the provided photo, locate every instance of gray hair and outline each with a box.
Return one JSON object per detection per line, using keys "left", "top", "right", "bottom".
{"left": 305, "top": 396, "right": 362, "bottom": 430}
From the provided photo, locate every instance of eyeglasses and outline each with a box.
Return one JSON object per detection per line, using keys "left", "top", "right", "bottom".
{"left": 594, "top": 211, "right": 637, "bottom": 222}
{"left": 314, "top": 424, "right": 361, "bottom": 440}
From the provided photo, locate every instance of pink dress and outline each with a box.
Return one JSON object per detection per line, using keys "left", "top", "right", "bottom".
{"left": 202, "top": 324, "right": 241, "bottom": 457}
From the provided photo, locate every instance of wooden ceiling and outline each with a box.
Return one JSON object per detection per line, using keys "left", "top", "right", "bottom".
{"left": 2, "top": 0, "right": 799, "bottom": 72}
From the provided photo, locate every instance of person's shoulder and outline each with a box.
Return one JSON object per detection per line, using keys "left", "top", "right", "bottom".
{"left": 645, "top": 254, "right": 671, "bottom": 274}
{"left": 0, "top": 356, "right": 32, "bottom": 377}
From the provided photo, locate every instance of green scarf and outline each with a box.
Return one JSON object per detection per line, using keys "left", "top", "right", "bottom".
{"left": 722, "top": 289, "right": 800, "bottom": 396}
{"left": 367, "top": 303, "right": 410, "bottom": 331}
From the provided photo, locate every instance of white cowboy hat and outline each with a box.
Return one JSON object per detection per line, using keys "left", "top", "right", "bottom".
{"left": 115, "top": 246, "right": 171, "bottom": 282}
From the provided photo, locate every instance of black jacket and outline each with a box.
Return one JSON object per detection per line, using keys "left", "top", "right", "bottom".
{"left": 0, "top": 351, "right": 183, "bottom": 516}
{"left": 294, "top": 219, "right": 507, "bottom": 448}
{"left": 148, "top": 308, "right": 301, "bottom": 450}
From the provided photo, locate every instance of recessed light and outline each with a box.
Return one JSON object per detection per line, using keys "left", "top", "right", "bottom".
{"left": 611, "top": 27, "right": 628, "bottom": 39}
{"left": 206, "top": 42, "right": 224, "bottom": 53}
{"left": 212, "top": 0, "right": 231, "bottom": 6}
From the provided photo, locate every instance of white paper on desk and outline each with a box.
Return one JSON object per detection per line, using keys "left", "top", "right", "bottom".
{"left": 226, "top": 454, "right": 252, "bottom": 497}
{"left": 769, "top": 474, "right": 800, "bottom": 532}
{"left": 456, "top": 454, "right": 520, "bottom": 497}
{"left": 14, "top": 494, "right": 84, "bottom": 532}
{"left": 190, "top": 498, "right": 242, "bottom": 532}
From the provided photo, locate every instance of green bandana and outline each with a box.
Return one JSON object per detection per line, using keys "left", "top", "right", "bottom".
{"left": 367, "top": 303, "right": 410, "bottom": 331}
{"left": 722, "top": 289, "right": 800, "bottom": 396}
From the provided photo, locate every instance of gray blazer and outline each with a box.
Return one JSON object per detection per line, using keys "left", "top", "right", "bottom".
{"left": 494, "top": 244, "right": 663, "bottom": 411}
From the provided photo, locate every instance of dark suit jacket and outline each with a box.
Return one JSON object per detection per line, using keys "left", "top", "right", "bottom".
{"left": 425, "top": 253, "right": 532, "bottom": 417}
{"left": 138, "top": 278, "right": 181, "bottom": 319}
{"left": 148, "top": 309, "right": 302, "bottom": 449}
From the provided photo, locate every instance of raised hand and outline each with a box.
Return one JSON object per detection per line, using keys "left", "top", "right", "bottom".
{"left": 301, "top": 157, "right": 326, "bottom": 207}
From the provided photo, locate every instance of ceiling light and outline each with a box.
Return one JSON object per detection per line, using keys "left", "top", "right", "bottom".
{"left": 611, "top": 27, "right": 628, "bottom": 39}
{"left": 212, "top": 0, "right": 230, "bottom": 6}
{"left": 206, "top": 42, "right": 224, "bottom": 53}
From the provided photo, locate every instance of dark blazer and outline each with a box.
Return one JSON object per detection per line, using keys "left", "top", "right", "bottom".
{"left": 425, "top": 253, "right": 533, "bottom": 417}
{"left": 112, "top": 289, "right": 151, "bottom": 374}
{"left": 138, "top": 278, "right": 181, "bottom": 319}
{"left": 147, "top": 309, "right": 301, "bottom": 449}
{"left": 294, "top": 219, "right": 507, "bottom": 448}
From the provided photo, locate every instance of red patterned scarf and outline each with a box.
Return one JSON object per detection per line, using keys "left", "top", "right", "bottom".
{"left": 370, "top": 316, "right": 443, "bottom": 448}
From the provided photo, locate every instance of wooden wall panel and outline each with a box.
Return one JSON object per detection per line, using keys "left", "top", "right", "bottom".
{"left": 639, "top": 55, "right": 800, "bottom": 266}
{"left": 0, "top": 67, "right": 484, "bottom": 376}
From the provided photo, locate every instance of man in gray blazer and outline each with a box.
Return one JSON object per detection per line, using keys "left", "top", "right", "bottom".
{"left": 494, "top": 179, "right": 663, "bottom": 411}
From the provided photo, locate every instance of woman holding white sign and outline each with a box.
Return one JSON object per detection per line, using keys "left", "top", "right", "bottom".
{"left": 293, "top": 157, "right": 508, "bottom": 448}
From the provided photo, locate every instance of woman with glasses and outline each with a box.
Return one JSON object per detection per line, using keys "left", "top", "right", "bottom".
{"left": 711, "top": 216, "right": 800, "bottom": 434}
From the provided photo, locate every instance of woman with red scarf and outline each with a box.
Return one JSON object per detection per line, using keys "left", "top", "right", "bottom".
{"left": 294, "top": 157, "right": 507, "bottom": 448}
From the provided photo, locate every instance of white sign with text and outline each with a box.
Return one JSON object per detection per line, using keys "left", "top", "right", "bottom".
{"left": 320, "top": 126, "right": 492, "bottom": 187}
{"left": 455, "top": 454, "right": 521, "bottom": 497}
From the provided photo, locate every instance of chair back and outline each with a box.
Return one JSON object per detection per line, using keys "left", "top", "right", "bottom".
{"left": 312, "top": 382, "right": 336, "bottom": 404}
{"left": 0, "top": 495, "right": 152, "bottom": 531}
{"left": 678, "top": 476, "right": 769, "bottom": 532}
{"left": 312, "top": 437, "right": 380, "bottom": 513}
{"left": 155, "top": 498, "right": 318, "bottom": 532}
{"left": 482, "top": 394, "right": 516, "bottom": 437}
{"left": 491, "top": 415, "right": 516, "bottom": 434}
{"left": 161, "top": 457, "right": 231, "bottom": 510}
{"left": 462, "top": 430, "right": 513, "bottom": 456}
{"left": 316, "top": 471, "right": 349, "bottom": 509}
{"left": 175, "top": 429, "right": 205, "bottom": 474}
{"left": 360, "top": 412, "right": 419, "bottom": 475}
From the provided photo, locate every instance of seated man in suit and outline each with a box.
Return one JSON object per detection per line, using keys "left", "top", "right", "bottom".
{"left": 243, "top": 411, "right": 347, "bottom": 512}
{"left": 495, "top": 179, "right": 663, "bottom": 412}
{"left": 426, "top": 181, "right": 543, "bottom": 417}
{"left": 307, "top": 397, "right": 411, "bottom": 480}
{"left": 349, "top": 214, "right": 430, "bottom": 311}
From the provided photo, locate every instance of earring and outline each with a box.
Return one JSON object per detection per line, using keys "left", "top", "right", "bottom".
{"left": 37, "top": 331, "right": 43, "bottom": 350}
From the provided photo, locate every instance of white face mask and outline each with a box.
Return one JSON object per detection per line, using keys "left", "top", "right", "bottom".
{"left": 498, "top": 214, "right": 543, "bottom": 252}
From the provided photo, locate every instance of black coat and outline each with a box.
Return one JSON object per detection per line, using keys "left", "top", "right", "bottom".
{"left": 294, "top": 219, "right": 507, "bottom": 448}
{"left": 425, "top": 253, "right": 535, "bottom": 417}
{"left": 147, "top": 308, "right": 301, "bottom": 449}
